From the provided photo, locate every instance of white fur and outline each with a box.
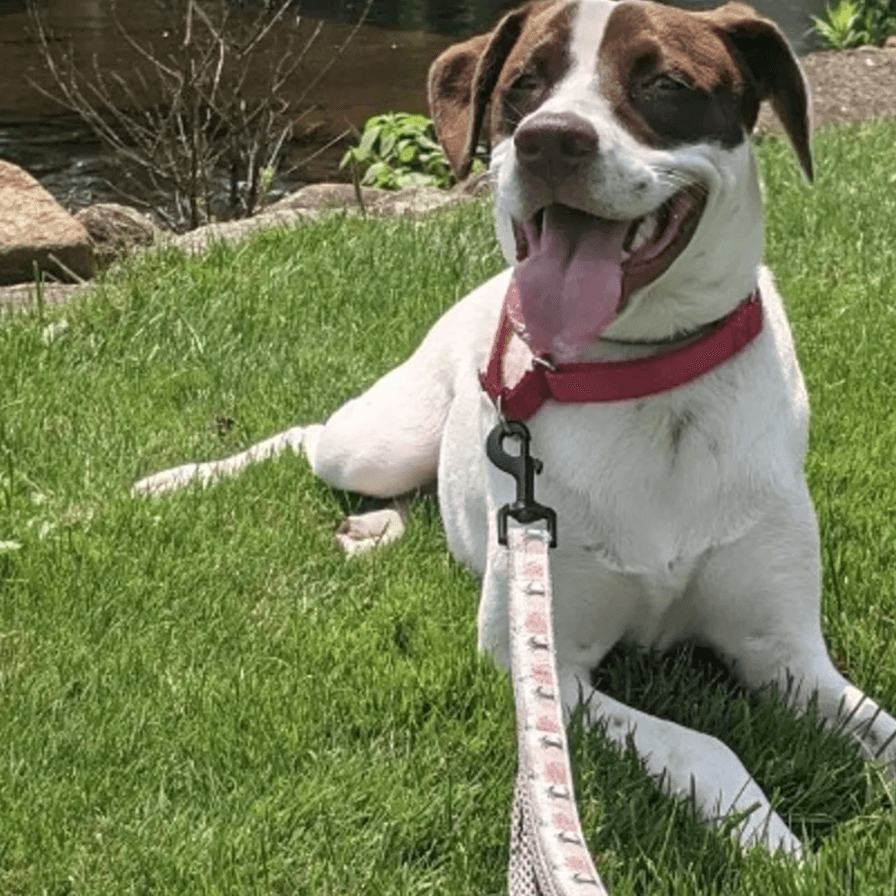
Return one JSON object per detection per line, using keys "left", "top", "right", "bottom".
{"left": 133, "top": 0, "right": 896, "bottom": 857}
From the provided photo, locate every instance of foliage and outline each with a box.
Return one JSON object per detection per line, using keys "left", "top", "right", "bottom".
{"left": 28, "top": 0, "right": 371, "bottom": 231}
{"left": 812, "top": 0, "right": 896, "bottom": 48}
{"left": 339, "top": 112, "right": 475, "bottom": 190}
{"left": 813, "top": 0, "right": 866, "bottom": 48}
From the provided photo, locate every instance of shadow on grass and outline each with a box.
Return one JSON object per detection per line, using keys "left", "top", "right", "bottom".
{"left": 561, "top": 641, "right": 893, "bottom": 891}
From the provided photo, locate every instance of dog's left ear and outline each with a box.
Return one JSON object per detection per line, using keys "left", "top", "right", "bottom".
{"left": 704, "top": 2, "right": 813, "bottom": 182}
{"left": 427, "top": 5, "right": 532, "bottom": 180}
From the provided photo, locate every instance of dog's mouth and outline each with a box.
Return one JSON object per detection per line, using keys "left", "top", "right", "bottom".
{"left": 509, "top": 187, "right": 706, "bottom": 358}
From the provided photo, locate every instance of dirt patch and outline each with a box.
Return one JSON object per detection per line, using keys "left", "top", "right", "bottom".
{"left": 758, "top": 46, "right": 896, "bottom": 133}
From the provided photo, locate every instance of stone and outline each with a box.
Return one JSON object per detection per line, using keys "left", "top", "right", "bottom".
{"left": 0, "top": 281, "right": 90, "bottom": 316}
{"left": 167, "top": 207, "right": 316, "bottom": 256}
{"left": 265, "top": 182, "right": 466, "bottom": 217}
{"left": 171, "top": 183, "right": 476, "bottom": 255}
{"left": 74, "top": 202, "right": 159, "bottom": 269}
{"left": 453, "top": 169, "right": 491, "bottom": 198}
{"left": 367, "top": 186, "right": 463, "bottom": 216}
{"left": 264, "top": 183, "right": 383, "bottom": 215}
{"left": 0, "top": 160, "right": 94, "bottom": 286}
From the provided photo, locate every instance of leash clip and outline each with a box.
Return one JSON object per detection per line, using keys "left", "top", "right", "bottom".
{"left": 485, "top": 420, "right": 558, "bottom": 548}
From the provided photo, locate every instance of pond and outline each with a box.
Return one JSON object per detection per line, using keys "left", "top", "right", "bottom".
{"left": 0, "top": 0, "right": 826, "bottom": 216}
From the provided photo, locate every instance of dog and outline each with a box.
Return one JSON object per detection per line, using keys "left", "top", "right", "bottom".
{"left": 134, "top": 0, "right": 896, "bottom": 854}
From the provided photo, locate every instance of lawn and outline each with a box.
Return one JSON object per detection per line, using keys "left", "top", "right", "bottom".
{"left": 2, "top": 119, "right": 896, "bottom": 895}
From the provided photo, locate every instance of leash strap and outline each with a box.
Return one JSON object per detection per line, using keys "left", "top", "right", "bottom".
{"left": 507, "top": 524, "right": 608, "bottom": 896}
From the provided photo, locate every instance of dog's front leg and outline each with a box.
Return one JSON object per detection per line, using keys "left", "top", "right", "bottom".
{"left": 558, "top": 668, "right": 803, "bottom": 857}
{"left": 695, "top": 488, "right": 896, "bottom": 775}
{"left": 717, "top": 623, "right": 896, "bottom": 775}
{"left": 477, "top": 562, "right": 800, "bottom": 855}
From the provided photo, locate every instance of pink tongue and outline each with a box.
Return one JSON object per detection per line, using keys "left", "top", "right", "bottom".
{"left": 511, "top": 204, "right": 630, "bottom": 358}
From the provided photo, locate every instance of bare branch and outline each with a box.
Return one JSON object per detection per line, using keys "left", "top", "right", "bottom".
{"left": 27, "top": 0, "right": 372, "bottom": 230}
{"left": 238, "top": 0, "right": 294, "bottom": 57}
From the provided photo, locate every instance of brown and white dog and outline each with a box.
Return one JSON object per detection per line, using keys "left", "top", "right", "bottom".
{"left": 135, "top": 0, "right": 896, "bottom": 854}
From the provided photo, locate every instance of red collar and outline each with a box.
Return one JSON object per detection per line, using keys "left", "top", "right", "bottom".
{"left": 479, "top": 278, "right": 763, "bottom": 421}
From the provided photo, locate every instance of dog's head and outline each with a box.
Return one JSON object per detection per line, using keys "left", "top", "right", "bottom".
{"left": 428, "top": 0, "right": 811, "bottom": 355}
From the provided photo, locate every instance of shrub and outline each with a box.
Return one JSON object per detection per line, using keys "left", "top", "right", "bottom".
{"left": 29, "top": 0, "right": 372, "bottom": 231}
{"left": 340, "top": 113, "right": 479, "bottom": 190}
{"left": 812, "top": 0, "right": 896, "bottom": 48}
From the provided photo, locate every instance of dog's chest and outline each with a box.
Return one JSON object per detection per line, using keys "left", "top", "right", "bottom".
{"left": 529, "top": 394, "right": 764, "bottom": 580}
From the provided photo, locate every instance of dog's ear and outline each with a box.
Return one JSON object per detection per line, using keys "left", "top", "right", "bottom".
{"left": 427, "top": 6, "right": 531, "bottom": 179}
{"left": 704, "top": 3, "right": 813, "bottom": 182}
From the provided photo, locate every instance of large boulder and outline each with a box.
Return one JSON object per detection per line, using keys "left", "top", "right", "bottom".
{"left": 0, "top": 160, "right": 94, "bottom": 286}
{"left": 75, "top": 202, "right": 159, "bottom": 269}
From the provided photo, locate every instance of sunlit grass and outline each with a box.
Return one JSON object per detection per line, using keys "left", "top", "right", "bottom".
{"left": 2, "top": 120, "right": 896, "bottom": 894}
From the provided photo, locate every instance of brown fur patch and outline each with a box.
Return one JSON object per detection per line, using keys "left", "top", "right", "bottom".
{"left": 428, "top": 1, "right": 576, "bottom": 178}
{"left": 598, "top": 1, "right": 757, "bottom": 150}
{"left": 597, "top": 1, "right": 812, "bottom": 179}
{"left": 490, "top": 2, "right": 578, "bottom": 139}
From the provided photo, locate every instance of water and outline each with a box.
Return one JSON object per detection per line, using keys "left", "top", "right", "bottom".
{"left": 0, "top": 0, "right": 826, "bottom": 217}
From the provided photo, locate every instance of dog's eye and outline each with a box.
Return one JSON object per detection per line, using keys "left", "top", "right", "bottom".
{"left": 511, "top": 72, "right": 543, "bottom": 93}
{"left": 501, "top": 71, "right": 549, "bottom": 134}
{"left": 647, "top": 73, "right": 693, "bottom": 92}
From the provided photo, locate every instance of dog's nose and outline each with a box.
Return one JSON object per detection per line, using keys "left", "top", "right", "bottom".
{"left": 514, "top": 112, "right": 598, "bottom": 180}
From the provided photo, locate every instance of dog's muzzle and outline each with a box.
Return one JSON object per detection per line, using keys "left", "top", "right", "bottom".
{"left": 508, "top": 113, "right": 706, "bottom": 360}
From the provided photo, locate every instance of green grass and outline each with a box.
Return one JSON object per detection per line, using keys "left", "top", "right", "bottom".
{"left": 2, "top": 119, "right": 896, "bottom": 894}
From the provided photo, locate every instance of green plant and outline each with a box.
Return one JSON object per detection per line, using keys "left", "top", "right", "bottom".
{"left": 813, "top": 0, "right": 865, "bottom": 48}
{"left": 812, "top": 0, "right": 896, "bottom": 48}
{"left": 340, "top": 112, "right": 477, "bottom": 190}
{"left": 862, "top": 0, "right": 896, "bottom": 42}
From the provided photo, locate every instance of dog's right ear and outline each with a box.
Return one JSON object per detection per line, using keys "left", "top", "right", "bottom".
{"left": 428, "top": 7, "right": 531, "bottom": 180}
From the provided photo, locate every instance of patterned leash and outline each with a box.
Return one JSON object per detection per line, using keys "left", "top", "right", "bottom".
{"left": 486, "top": 422, "right": 609, "bottom": 896}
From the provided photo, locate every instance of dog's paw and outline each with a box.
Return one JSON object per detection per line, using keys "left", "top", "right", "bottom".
{"left": 335, "top": 508, "right": 406, "bottom": 556}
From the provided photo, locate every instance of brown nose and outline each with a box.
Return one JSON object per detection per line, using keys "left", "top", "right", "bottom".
{"left": 514, "top": 112, "right": 599, "bottom": 181}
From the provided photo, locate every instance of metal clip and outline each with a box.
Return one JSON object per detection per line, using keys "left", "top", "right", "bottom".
{"left": 485, "top": 420, "right": 558, "bottom": 547}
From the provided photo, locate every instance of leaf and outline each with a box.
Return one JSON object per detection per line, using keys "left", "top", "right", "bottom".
{"left": 395, "top": 171, "right": 434, "bottom": 189}
{"left": 358, "top": 125, "right": 382, "bottom": 155}
{"left": 382, "top": 132, "right": 401, "bottom": 160}
{"left": 362, "top": 161, "right": 393, "bottom": 188}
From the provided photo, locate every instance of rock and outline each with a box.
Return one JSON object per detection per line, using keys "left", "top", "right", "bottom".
{"left": 74, "top": 202, "right": 159, "bottom": 269}
{"left": 367, "top": 186, "right": 464, "bottom": 216}
{"left": 265, "top": 182, "right": 465, "bottom": 217}
{"left": 167, "top": 206, "right": 317, "bottom": 256}
{"left": 264, "top": 183, "right": 383, "bottom": 214}
{"left": 2, "top": 178, "right": 484, "bottom": 299}
{"left": 886, "top": 36, "right": 896, "bottom": 50}
{"left": 171, "top": 183, "right": 476, "bottom": 255}
{"left": 453, "top": 169, "right": 491, "bottom": 198}
{"left": 0, "top": 160, "right": 94, "bottom": 286}
{"left": 0, "top": 281, "right": 92, "bottom": 316}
